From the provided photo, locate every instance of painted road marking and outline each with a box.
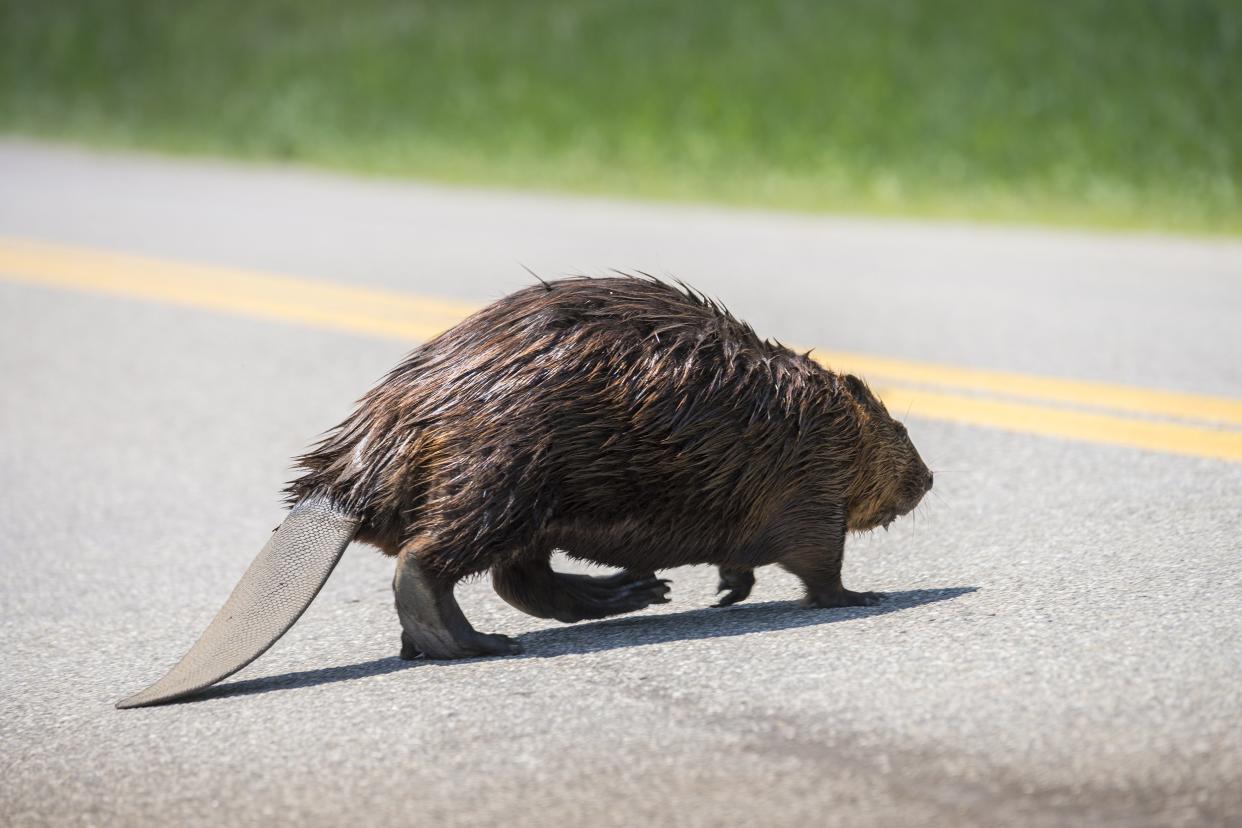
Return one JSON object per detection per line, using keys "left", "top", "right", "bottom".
{"left": 0, "top": 236, "right": 474, "bottom": 343}
{"left": 817, "top": 350, "right": 1242, "bottom": 427}
{"left": 2, "top": 236, "right": 1239, "bottom": 462}
{"left": 875, "top": 386, "right": 1242, "bottom": 463}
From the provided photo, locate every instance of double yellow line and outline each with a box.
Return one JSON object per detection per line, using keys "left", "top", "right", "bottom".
{"left": 816, "top": 350, "right": 1242, "bottom": 463}
{"left": 2, "top": 236, "right": 1239, "bottom": 463}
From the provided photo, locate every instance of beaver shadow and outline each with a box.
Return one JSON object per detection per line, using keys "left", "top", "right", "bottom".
{"left": 193, "top": 586, "right": 976, "bottom": 704}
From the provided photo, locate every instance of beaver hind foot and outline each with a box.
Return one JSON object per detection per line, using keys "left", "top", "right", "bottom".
{"left": 394, "top": 552, "right": 523, "bottom": 660}
{"left": 399, "top": 630, "right": 519, "bottom": 661}
{"left": 493, "top": 561, "right": 671, "bottom": 624}
{"left": 803, "top": 588, "right": 886, "bottom": 609}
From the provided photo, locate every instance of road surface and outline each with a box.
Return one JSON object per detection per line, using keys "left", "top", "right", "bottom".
{"left": 2, "top": 140, "right": 1240, "bottom": 826}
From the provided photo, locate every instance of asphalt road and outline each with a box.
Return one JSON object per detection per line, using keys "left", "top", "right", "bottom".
{"left": 2, "top": 140, "right": 1240, "bottom": 827}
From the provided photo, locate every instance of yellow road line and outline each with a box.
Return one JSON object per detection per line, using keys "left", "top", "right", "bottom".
{"left": 819, "top": 350, "right": 1242, "bottom": 427}
{"left": 1, "top": 235, "right": 1239, "bottom": 463}
{"left": 0, "top": 237, "right": 475, "bottom": 343}
{"left": 876, "top": 386, "right": 1242, "bottom": 463}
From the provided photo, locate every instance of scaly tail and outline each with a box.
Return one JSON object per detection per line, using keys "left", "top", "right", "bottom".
{"left": 116, "top": 495, "right": 360, "bottom": 709}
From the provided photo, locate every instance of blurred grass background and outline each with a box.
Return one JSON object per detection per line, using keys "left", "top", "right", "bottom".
{"left": 2, "top": 0, "right": 1239, "bottom": 234}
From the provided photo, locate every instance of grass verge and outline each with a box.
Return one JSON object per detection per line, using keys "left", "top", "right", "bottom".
{"left": 2, "top": 0, "right": 1239, "bottom": 233}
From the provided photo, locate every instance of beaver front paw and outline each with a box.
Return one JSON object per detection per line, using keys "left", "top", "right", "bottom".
{"left": 715, "top": 567, "right": 756, "bottom": 607}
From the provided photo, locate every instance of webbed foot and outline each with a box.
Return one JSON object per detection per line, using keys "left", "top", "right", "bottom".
{"left": 494, "top": 563, "right": 671, "bottom": 622}
{"left": 803, "top": 588, "right": 885, "bottom": 609}
{"left": 400, "top": 629, "right": 521, "bottom": 660}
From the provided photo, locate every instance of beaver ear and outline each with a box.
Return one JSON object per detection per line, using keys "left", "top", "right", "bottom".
{"left": 843, "top": 374, "right": 869, "bottom": 399}
{"left": 843, "top": 374, "right": 886, "bottom": 414}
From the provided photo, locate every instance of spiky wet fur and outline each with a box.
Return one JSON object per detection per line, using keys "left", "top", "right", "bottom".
{"left": 287, "top": 276, "right": 930, "bottom": 581}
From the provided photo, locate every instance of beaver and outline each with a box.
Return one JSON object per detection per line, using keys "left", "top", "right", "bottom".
{"left": 117, "top": 276, "right": 932, "bottom": 708}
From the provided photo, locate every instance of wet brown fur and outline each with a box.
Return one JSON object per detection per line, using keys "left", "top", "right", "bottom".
{"left": 287, "top": 276, "right": 931, "bottom": 600}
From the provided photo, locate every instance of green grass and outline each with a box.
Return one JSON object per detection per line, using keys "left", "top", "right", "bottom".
{"left": 2, "top": 0, "right": 1240, "bottom": 233}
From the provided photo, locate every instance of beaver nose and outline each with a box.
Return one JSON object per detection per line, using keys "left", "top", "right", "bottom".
{"left": 925, "top": 471, "right": 934, "bottom": 490}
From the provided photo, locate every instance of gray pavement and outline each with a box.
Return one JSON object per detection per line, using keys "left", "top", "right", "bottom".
{"left": 2, "top": 140, "right": 1241, "bottom": 826}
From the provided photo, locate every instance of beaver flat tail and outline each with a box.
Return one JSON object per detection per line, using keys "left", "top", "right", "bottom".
{"left": 116, "top": 495, "right": 360, "bottom": 709}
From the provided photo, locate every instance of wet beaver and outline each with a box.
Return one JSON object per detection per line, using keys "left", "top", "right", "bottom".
{"left": 118, "top": 276, "right": 932, "bottom": 708}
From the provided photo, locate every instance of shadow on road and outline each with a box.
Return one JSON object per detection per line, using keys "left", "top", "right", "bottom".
{"left": 192, "top": 586, "right": 976, "bottom": 704}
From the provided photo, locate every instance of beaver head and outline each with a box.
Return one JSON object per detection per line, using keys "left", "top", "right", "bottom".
{"left": 840, "top": 374, "right": 933, "bottom": 532}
